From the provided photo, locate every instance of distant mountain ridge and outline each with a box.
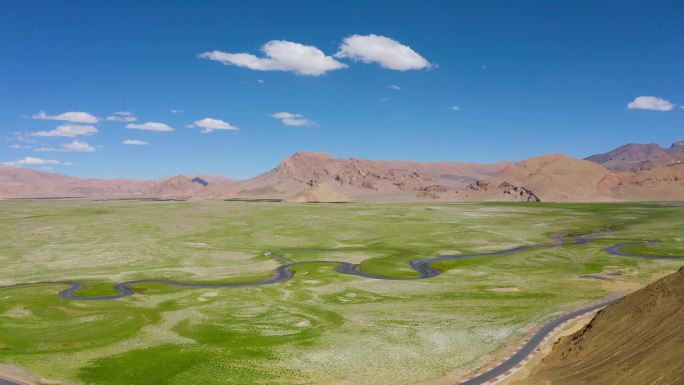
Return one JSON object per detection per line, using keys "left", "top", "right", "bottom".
{"left": 2, "top": 140, "right": 684, "bottom": 202}
{"left": 585, "top": 141, "right": 684, "bottom": 171}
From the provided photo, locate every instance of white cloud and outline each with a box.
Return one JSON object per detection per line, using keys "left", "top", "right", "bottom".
{"left": 3, "top": 157, "right": 61, "bottom": 166}
{"left": 31, "top": 124, "right": 98, "bottom": 137}
{"left": 200, "top": 40, "right": 347, "bottom": 76}
{"left": 62, "top": 140, "right": 95, "bottom": 152}
{"left": 451, "top": 105, "right": 461, "bottom": 111}
{"left": 188, "top": 117, "right": 239, "bottom": 133}
{"left": 33, "top": 111, "right": 98, "bottom": 123}
{"left": 257, "top": 79, "right": 265, "bottom": 84}
{"left": 126, "top": 122, "right": 173, "bottom": 132}
{"left": 8, "top": 144, "right": 31, "bottom": 149}
{"left": 14, "top": 132, "right": 34, "bottom": 142}
{"left": 122, "top": 139, "right": 148, "bottom": 145}
{"left": 627, "top": 96, "right": 675, "bottom": 111}
{"left": 106, "top": 111, "right": 137, "bottom": 122}
{"left": 171, "top": 109, "right": 183, "bottom": 114}
{"left": 388, "top": 85, "right": 401, "bottom": 90}
{"left": 34, "top": 140, "right": 96, "bottom": 153}
{"left": 335, "top": 34, "right": 431, "bottom": 71}
{"left": 271, "top": 112, "right": 316, "bottom": 127}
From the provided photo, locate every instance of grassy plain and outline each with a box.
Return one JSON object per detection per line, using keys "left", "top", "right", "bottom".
{"left": 0, "top": 200, "right": 682, "bottom": 385}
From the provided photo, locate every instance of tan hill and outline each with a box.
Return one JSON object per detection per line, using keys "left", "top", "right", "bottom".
{"left": 586, "top": 140, "right": 684, "bottom": 171}
{"left": 145, "top": 175, "right": 203, "bottom": 198}
{"left": 489, "top": 154, "right": 684, "bottom": 201}
{"left": 514, "top": 266, "right": 684, "bottom": 385}
{"left": 0, "top": 165, "right": 76, "bottom": 197}
{"left": 614, "top": 164, "right": 684, "bottom": 201}
{"left": 229, "top": 151, "right": 509, "bottom": 200}
{"left": 144, "top": 175, "right": 235, "bottom": 199}
{"left": 0, "top": 165, "right": 152, "bottom": 197}
{"left": 0, "top": 166, "right": 235, "bottom": 199}
{"left": 491, "top": 154, "right": 617, "bottom": 201}
{"left": 284, "top": 183, "right": 351, "bottom": 203}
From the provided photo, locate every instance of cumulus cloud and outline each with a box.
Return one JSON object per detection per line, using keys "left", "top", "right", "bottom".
{"left": 62, "top": 140, "right": 95, "bottom": 152}
{"left": 3, "top": 157, "right": 61, "bottom": 166}
{"left": 122, "top": 139, "right": 148, "bottom": 145}
{"left": 200, "top": 40, "right": 347, "bottom": 76}
{"left": 627, "top": 96, "right": 675, "bottom": 111}
{"left": 31, "top": 124, "right": 98, "bottom": 137}
{"left": 126, "top": 122, "right": 173, "bottom": 132}
{"left": 271, "top": 112, "right": 316, "bottom": 127}
{"left": 388, "top": 85, "right": 401, "bottom": 90}
{"left": 188, "top": 117, "right": 239, "bottom": 133}
{"left": 33, "top": 111, "right": 98, "bottom": 123}
{"left": 35, "top": 140, "right": 96, "bottom": 153}
{"left": 335, "top": 34, "right": 431, "bottom": 71}
{"left": 451, "top": 105, "right": 461, "bottom": 111}
{"left": 106, "top": 111, "right": 137, "bottom": 122}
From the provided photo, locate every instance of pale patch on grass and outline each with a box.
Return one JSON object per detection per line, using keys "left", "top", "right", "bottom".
{"left": 295, "top": 319, "right": 311, "bottom": 328}
{"left": 485, "top": 287, "right": 519, "bottom": 292}
{"left": 184, "top": 242, "right": 208, "bottom": 247}
{"left": 3, "top": 306, "right": 32, "bottom": 318}
{"left": 439, "top": 250, "right": 462, "bottom": 255}
{"left": 197, "top": 291, "right": 219, "bottom": 302}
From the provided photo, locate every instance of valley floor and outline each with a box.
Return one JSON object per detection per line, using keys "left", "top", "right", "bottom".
{"left": 0, "top": 200, "right": 682, "bottom": 385}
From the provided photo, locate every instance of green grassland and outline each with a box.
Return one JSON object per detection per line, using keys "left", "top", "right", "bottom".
{"left": 0, "top": 200, "right": 682, "bottom": 385}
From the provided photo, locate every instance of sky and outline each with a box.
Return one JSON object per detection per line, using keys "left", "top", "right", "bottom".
{"left": 1, "top": 0, "right": 683, "bottom": 179}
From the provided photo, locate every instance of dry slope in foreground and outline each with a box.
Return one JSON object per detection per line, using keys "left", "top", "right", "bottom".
{"left": 518, "top": 266, "right": 684, "bottom": 385}
{"left": 284, "top": 183, "right": 351, "bottom": 202}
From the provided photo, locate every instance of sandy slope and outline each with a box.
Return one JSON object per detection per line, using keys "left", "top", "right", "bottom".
{"left": 510, "top": 266, "right": 684, "bottom": 385}
{"left": 284, "top": 183, "right": 351, "bottom": 202}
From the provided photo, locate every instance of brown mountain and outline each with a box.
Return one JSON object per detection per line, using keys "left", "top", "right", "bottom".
{"left": 145, "top": 175, "right": 204, "bottom": 198}
{"left": 514, "top": 266, "right": 684, "bottom": 385}
{"left": 586, "top": 140, "right": 684, "bottom": 171}
{"left": 228, "top": 151, "right": 510, "bottom": 200}
{"left": 0, "top": 167, "right": 234, "bottom": 199}
{"left": 490, "top": 154, "right": 618, "bottom": 201}
{"left": 0, "top": 165, "right": 152, "bottom": 198}
{"left": 145, "top": 175, "right": 234, "bottom": 199}
{"left": 2, "top": 144, "right": 684, "bottom": 202}
{"left": 491, "top": 153, "right": 684, "bottom": 201}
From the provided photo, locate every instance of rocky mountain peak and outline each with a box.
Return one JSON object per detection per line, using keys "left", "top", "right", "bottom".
{"left": 671, "top": 141, "right": 684, "bottom": 150}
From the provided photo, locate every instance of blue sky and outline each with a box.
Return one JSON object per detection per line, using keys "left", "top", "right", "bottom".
{"left": 1, "top": 0, "right": 683, "bottom": 179}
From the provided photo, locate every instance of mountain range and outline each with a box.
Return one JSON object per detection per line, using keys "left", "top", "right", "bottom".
{"left": 2, "top": 140, "right": 684, "bottom": 202}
